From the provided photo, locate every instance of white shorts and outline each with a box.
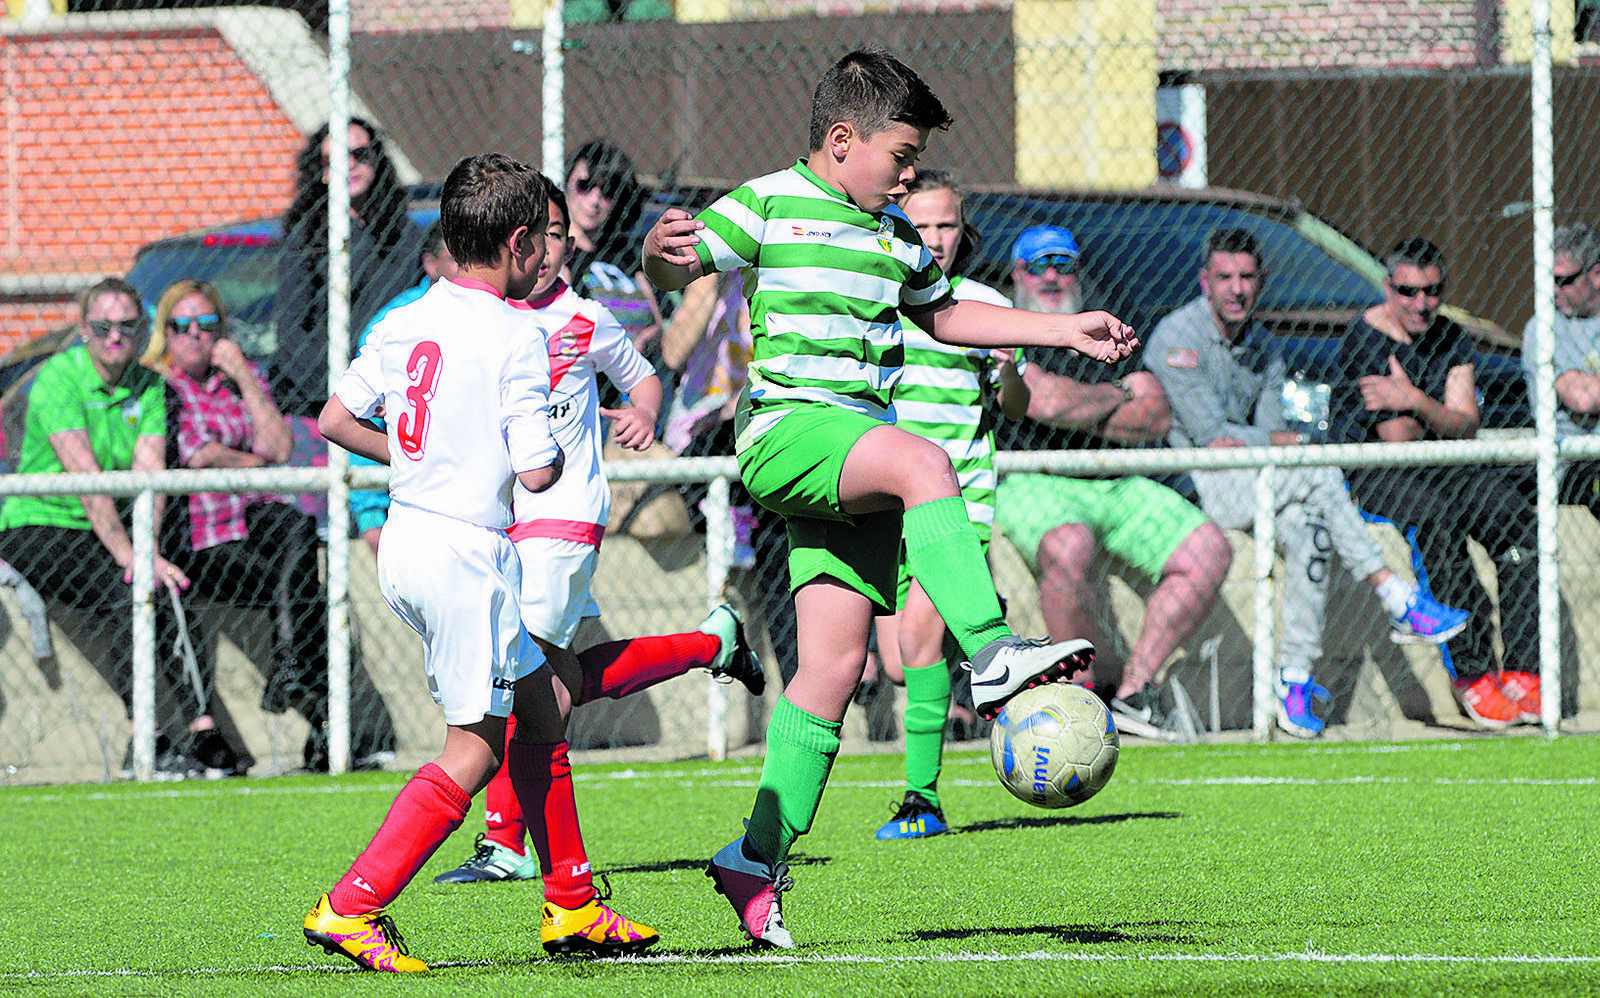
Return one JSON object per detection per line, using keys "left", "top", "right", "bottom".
{"left": 378, "top": 504, "right": 545, "bottom": 724}
{"left": 514, "top": 536, "right": 601, "bottom": 647}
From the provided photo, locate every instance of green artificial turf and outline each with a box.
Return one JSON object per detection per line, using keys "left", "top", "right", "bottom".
{"left": 2, "top": 736, "right": 1597, "bottom": 996}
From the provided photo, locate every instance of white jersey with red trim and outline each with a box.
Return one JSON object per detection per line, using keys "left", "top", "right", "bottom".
{"left": 508, "top": 282, "right": 655, "bottom": 543}
{"left": 336, "top": 277, "right": 558, "bottom": 529}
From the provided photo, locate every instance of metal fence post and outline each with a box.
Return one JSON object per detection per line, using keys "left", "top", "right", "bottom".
{"left": 705, "top": 474, "right": 732, "bottom": 761}
{"left": 130, "top": 489, "right": 156, "bottom": 781}
{"left": 1252, "top": 464, "right": 1277, "bottom": 741}
{"left": 1530, "top": 0, "right": 1562, "bottom": 736}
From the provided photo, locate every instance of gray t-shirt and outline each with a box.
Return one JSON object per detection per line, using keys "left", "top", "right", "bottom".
{"left": 1523, "top": 311, "right": 1600, "bottom": 437}
{"left": 1144, "top": 296, "right": 1286, "bottom": 449}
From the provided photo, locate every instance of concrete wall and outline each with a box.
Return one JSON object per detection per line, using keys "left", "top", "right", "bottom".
{"left": 3, "top": 511, "right": 1595, "bottom": 784}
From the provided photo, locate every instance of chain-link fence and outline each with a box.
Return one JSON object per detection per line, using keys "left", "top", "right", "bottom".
{"left": 2, "top": 0, "right": 1598, "bottom": 782}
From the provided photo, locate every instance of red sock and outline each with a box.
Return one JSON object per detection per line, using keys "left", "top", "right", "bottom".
{"left": 329, "top": 763, "right": 469, "bottom": 915}
{"left": 508, "top": 740, "right": 592, "bottom": 908}
{"left": 483, "top": 713, "right": 526, "bottom": 852}
{"left": 577, "top": 632, "right": 719, "bottom": 704}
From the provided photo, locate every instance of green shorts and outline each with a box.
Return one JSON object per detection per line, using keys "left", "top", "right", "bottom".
{"left": 737, "top": 405, "right": 902, "bottom": 612}
{"left": 994, "top": 474, "right": 1208, "bottom": 580}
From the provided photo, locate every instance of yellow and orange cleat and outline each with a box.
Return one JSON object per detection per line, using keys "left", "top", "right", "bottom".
{"left": 541, "top": 877, "right": 659, "bottom": 957}
{"left": 303, "top": 893, "right": 428, "bottom": 972}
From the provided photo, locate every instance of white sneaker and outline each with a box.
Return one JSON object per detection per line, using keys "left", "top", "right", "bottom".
{"left": 966, "top": 636, "right": 1094, "bottom": 719}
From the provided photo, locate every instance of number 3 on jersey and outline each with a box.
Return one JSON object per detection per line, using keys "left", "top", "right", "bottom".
{"left": 396, "top": 341, "right": 443, "bottom": 459}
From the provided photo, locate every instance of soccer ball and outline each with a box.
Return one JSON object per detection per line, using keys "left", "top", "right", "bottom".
{"left": 989, "top": 682, "right": 1119, "bottom": 809}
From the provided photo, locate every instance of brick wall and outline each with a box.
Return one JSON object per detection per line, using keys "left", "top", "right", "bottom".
{"left": 1156, "top": 0, "right": 1489, "bottom": 71}
{"left": 0, "top": 27, "right": 301, "bottom": 350}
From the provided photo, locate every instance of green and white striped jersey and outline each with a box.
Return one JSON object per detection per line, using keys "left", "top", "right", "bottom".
{"left": 691, "top": 160, "right": 951, "bottom": 447}
{"left": 896, "top": 276, "right": 1010, "bottom": 535}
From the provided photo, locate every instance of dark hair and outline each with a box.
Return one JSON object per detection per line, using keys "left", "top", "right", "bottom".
{"left": 440, "top": 153, "right": 550, "bottom": 268}
{"left": 282, "top": 117, "right": 412, "bottom": 253}
{"left": 564, "top": 139, "right": 644, "bottom": 250}
{"left": 421, "top": 220, "right": 446, "bottom": 258}
{"left": 809, "top": 47, "right": 953, "bottom": 151}
{"left": 1201, "top": 227, "right": 1261, "bottom": 269}
{"left": 78, "top": 276, "right": 143, "bottom": 321}
{"left": 1383, "top": 237, "right": 1445, "bottom": 279}
{"left": 1555, "top": 223, "right": 1600, "bottom": 272}
{"left": 547, "top": 183, "right": 570, "bottom": 235}
{"left": 903, "top": 168, "right": 983, "bottom": 277}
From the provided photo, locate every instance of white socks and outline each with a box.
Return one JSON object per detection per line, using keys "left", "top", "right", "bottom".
{"left": 1375, "top": 575, "right": 1413, "bottom": 619}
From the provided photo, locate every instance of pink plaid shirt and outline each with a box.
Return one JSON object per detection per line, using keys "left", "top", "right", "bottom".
{"left": 166, "top": 364, "right": 288, "bottom": 551}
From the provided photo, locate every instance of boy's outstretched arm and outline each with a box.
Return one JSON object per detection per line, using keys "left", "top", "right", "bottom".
{"left": 912, "top": 298, "right": 1137, "bottom": 363}
{"left": 318, "top": 394, "right": 390, "bottom": 463}
{"left": 642, "top": 208, "right": 708, "bottom": 292}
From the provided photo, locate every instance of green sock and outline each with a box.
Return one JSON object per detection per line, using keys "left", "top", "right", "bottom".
{"left": 902, "top": 497, "right": 1011, "bottom": 659}
{"left": 746, "top": 698, "right": 842, "bottom": 863}
{"left": 902, "top": 659, "right": 952, "bottom": 806}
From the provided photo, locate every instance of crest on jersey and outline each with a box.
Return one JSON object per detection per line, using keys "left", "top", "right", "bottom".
{"left": 877, "top": 214, "right": 894, "bottom": 253}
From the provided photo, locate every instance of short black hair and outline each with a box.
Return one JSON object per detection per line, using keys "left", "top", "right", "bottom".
{"left": 903, "top": 167, "right": 982, "bottom": 277}
{"left": 809, "top": 47, "right": 953, "bottom": 151}
{"left": 1384, "top": 236, "right": 1446, "bottom": 278}
{"left": 439, "top": 153, "right": 549, "bottom": 268}
{"left": 421, "top": 220, "right": 446, "bottom": 258}
{"left": 1201, "top": 227, "right": 1261, "bottom": 269}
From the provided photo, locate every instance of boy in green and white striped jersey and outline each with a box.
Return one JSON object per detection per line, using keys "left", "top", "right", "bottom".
{"left": 872, "top": 169, "right": 1028, "bottom": 841}
{"left": 643, "top": 48, "right": 1137, "bottom": 948}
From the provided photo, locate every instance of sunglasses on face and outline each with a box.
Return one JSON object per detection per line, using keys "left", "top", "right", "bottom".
{"left": 1555, "top": 268, "right": 1589, "bottom": 289}
{"left": 323, "top": 144, "right": 377, "bottom": 167}
{"left": 571, "top": 174, "right": 618, "bottom": 199}
{"left": 1392, "top": 281, "right": 1444, "bottom": 300}
{"left": 168, "top": 314, "right": 222, "bottom": 337}
{"left": 86, "top": 319, "right": 144, "bottom": 339}
{"left": 1024, "top": 254, "right": 1078, "bottom": 277}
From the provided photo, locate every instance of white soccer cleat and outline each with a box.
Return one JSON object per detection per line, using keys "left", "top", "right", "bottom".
{"left": 966, "top": 636, "right": 1094, "bottom": 720}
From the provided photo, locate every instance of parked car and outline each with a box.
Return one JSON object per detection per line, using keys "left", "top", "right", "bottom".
{"left": 1, "top": 182, "right": 1529, "bottom": 435}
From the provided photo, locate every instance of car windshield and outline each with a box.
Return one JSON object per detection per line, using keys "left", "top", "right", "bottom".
{"left": 126, "top": 229, "right": 285, "bottom": 360}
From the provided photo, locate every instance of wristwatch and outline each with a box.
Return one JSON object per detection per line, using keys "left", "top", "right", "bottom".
{"left": 1112, "top": 378, "right": 1134, "bottom": 405}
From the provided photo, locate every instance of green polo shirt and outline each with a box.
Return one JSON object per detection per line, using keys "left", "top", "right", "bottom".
{"left": 0, "top": 345, "right": 166, "bottom": 531}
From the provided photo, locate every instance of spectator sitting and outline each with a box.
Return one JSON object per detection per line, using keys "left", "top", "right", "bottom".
{"left": 1144, "top": 227, "right": 1471, "bottom": 739}
{"left": 1525, "top": 223, "right": 1600, "bottom": 512}
{"left": 1336, "top": 238, "right": 1540, "bottom": 728}
{"left": 273, "top": 117, "right": 426, "bottom": 420}
{"left": 564, "top": 139, "right": 663, "bottom": 358}
{"left": 0, "top": 277, "right": 247, "bottom": 776}
{"left": 991, "top": 224, "right": 1233, "bottom": 736}
{"left": 145, "top": 279, "right": 334, "bottom": 770}
{"left": 347, "top": 221, "right": 460, "bottom": 554}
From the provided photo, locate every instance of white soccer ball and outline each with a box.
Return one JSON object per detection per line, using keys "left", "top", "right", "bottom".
{"left": 989, "top": 681, "right": 1119, "bottom": 809}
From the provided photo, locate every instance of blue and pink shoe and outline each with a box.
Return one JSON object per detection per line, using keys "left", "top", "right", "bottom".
{"left": 706, "top": 824, "right": 794, "bottom": 949}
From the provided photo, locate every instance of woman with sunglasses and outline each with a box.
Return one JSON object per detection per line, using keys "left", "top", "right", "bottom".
{"left": 563, "top": 140, "right": 665, "bottom": 358}
{"left": 273, "top": 118, "right": 426, "bottom": 418}
{"left": 146, "top": 279, "right": 337, "bottom": 771}
{"left": 0, "top": 277, "right": 246, "bottom": 777}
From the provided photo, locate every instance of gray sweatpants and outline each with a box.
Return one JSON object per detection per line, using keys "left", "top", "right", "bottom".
{"left": 1191, "top": 465, "right": 1387, "bottom": 668}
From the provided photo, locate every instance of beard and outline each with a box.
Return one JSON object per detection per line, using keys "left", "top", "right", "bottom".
{"left": 1015, "top": 283, "right": 1084, "bottom": 315}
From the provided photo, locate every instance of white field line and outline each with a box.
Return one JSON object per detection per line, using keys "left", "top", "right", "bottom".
{"left": 4, "top": 949, "right": 1599, "bottom": 981}
{"left": 2, "top": 770, "right": 1595, "bottom": 806}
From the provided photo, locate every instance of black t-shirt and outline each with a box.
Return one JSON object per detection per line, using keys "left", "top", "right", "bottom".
{"left": 1331, "top": 314, "right": 1476, "bottom": 444}
{"left": 992, "top": 344, "right": 1148, "bottom": 453}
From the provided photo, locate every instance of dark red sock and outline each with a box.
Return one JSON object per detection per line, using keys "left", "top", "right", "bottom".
{"left": 508, "top": 739, "right": 592, "bottom": 908}
{"left": 483, "top": 713, "right": 526, "bottom": 853}
{"left": 577, "top": 632, "right": 719, "bottom": 704}
{"left": 329, "top": 763, "right": 469, "bottom": 915}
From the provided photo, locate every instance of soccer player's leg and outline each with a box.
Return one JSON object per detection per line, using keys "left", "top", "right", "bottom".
{"left": 433, "top": 714, "right": 540, "bottom": 884}
{"left": 876, "top": 576, "right": 951, "bottom": 840}
{"left": 841, "top": 425, "right": 1091, "bottom": 718}
{"left": 710, "top": 574, "right": 872, "bottom": 948}
{"left": 509, "top": 657, "right": 658, "bottom": 957}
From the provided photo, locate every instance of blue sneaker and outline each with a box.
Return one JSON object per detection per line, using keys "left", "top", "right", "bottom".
{"left": 875, "top": 791, "right": 948, "bottom": 840}
{"left": 1274, "top": 674, "right": 1331, "bottom": 739}
{"left": 1390, "top": 591, "right": 1469, "bottom": 645}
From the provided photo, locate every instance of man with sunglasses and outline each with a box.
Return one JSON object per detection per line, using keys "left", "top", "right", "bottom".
{"left": 1148, "top": 230, "right": 1470, "bottom": 739}
{"left": 1333, "top": 237, "right": 1539, "bottom": 729}
{"left": 1525, "top": 224, "right": 1600, "bottom": 522}
{"left": 993, "top": 226, "right": 1233, "bottom": 739}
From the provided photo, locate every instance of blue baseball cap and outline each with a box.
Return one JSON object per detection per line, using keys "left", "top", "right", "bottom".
{"left": 1013, "top": 225, "right": 1081, "bottom": 263}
